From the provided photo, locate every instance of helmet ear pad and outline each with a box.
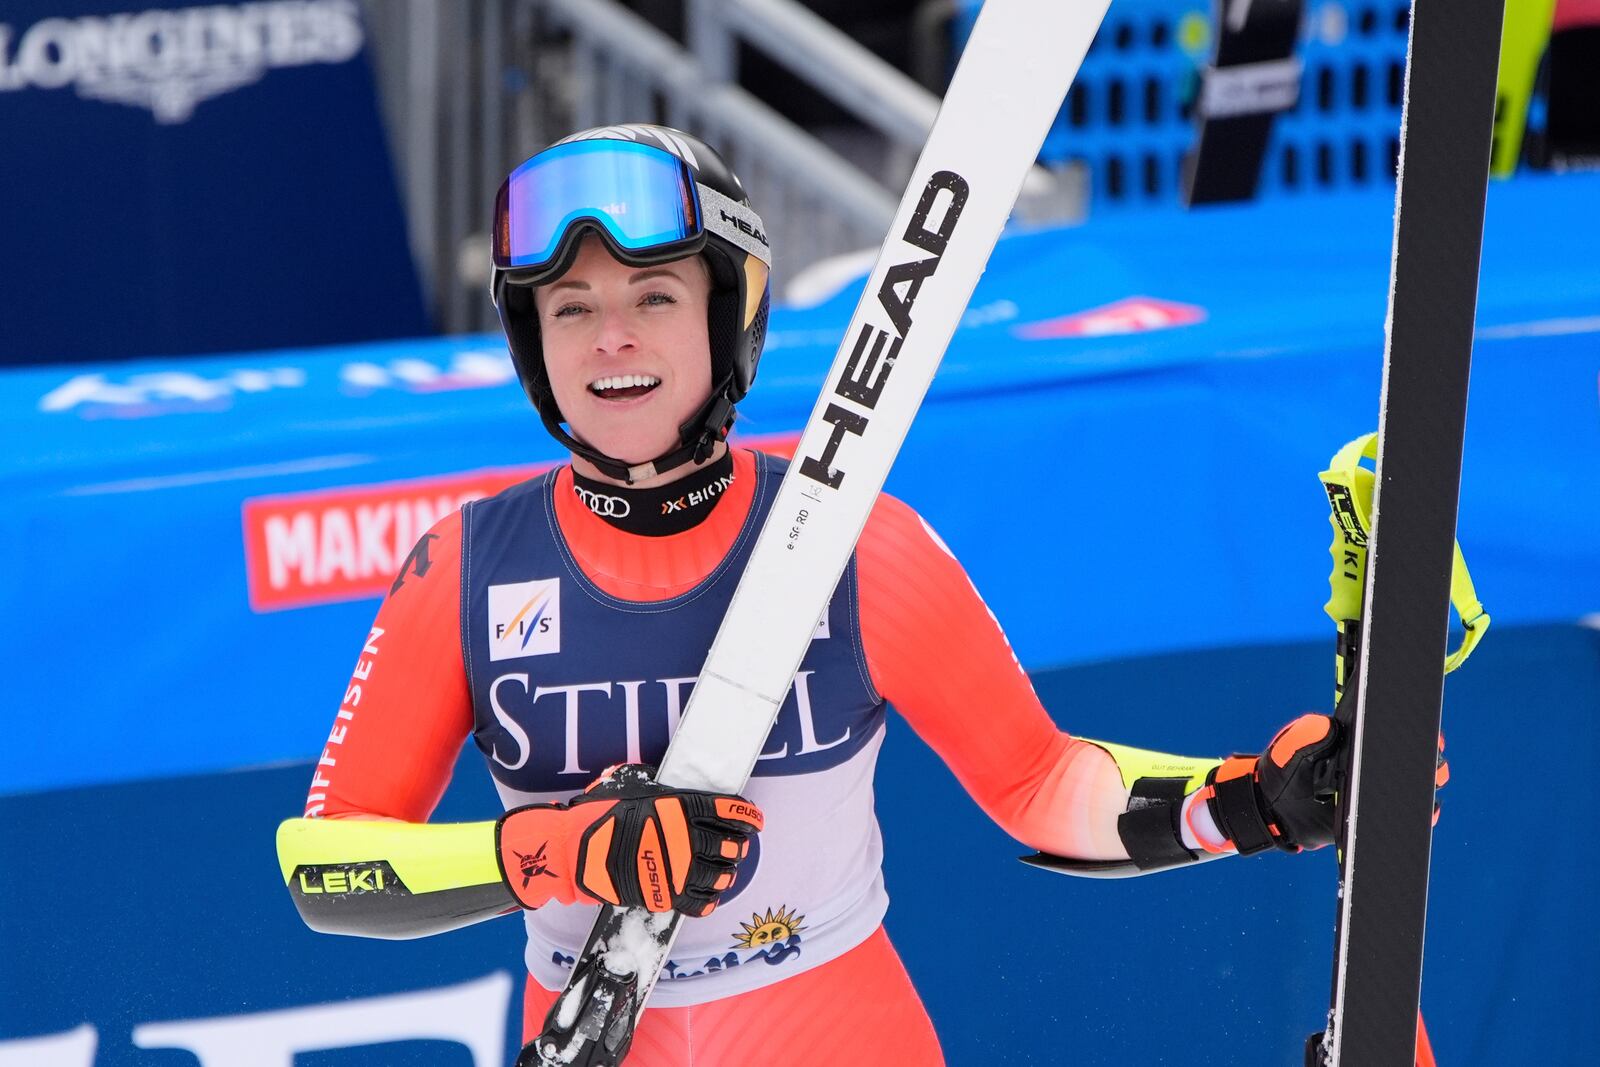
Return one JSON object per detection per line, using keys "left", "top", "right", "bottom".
{"left": 700, "top": 250, "right": 768, "bottom": 404}
{"left": 705, "top": 282, "right": 742, "bottom": 398}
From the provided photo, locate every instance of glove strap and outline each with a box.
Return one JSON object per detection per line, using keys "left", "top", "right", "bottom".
{"left": 1206, "top": 756, "right": 1276, "bottom": 856}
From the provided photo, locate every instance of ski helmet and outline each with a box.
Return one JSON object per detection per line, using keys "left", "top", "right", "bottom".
{"left": 490, "top": 124, "right": 773, "bottom": 484}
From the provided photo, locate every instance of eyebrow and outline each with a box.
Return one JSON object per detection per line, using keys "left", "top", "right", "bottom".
{"left": 542, "top": 267, "right": 686, "bottom": 294}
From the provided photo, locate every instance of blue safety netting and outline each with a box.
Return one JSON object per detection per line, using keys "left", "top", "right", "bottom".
{"left": 953, "top": 0, "right": 1414, "bottom": 205}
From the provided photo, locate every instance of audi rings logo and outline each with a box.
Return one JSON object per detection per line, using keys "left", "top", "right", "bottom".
{"left": 574, "top": 485, "right": 630, "bottom": 518}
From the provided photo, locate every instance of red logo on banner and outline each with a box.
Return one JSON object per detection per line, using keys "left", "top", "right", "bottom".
{"left": 242, "top": 465, "right": 555, "bottom": 613}
{"left": 1013, "top": 296, "right": 1206, "bottom": 339}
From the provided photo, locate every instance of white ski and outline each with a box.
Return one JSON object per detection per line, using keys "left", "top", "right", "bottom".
{"left": 527, "top": 2, "right": 1112, "bottom": 1063}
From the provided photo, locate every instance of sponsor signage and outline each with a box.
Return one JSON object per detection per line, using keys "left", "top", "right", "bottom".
{"left": 797, "top": 170, "right": 969, "bottom": 491}
{"left": 487, "top": 578, "right": 562, "bottom": 660}
{"left": 36, "top": 348, "right": 516, "bottom": 419}
{"left": 0, "top": 973, "right": 515, "bottom": 1067}
{"left": 242, "top": 465, "right": 556, "bottom": 612}
{"left": 0, "top": 0, "right": 365, "bottom": 124}
{"left": 1013, "top": 296, "right": 1207, "bottom": 339}
{"left": 1, "top": 0, "right": 426, "bottom": 367}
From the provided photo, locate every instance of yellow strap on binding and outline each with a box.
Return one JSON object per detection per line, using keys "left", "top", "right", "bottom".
{"left": 1318, "top": 432, "right": 1490, "bottom": 682}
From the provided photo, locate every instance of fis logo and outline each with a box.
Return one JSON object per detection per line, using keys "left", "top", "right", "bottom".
{"left": 488, "top": 579, "right": 561, "bottom": 661}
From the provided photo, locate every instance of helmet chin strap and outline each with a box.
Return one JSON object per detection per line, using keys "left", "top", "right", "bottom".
{"left": 541, "top": 377, "right": 737, "bottom": 485}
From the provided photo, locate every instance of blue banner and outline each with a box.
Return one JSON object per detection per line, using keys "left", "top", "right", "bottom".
{"left": 0, "top": 0, "right": 427, "bottom": 366}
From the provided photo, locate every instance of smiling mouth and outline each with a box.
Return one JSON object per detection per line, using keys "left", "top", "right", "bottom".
{"left": 589, "top": 374, "right": 662, "bottom": 400}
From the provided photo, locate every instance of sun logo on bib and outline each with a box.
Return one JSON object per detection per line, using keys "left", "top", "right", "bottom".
{"left": 732, "top": 904, "right": 805, "bottom": 949}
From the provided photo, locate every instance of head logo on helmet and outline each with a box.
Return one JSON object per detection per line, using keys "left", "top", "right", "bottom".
{"left": 490, "top": 124, "right": 772, "bottom": 484}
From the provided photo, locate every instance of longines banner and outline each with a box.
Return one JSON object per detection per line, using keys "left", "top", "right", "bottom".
{"left": 0, "top": 0, "right": 428, "bottom": 367}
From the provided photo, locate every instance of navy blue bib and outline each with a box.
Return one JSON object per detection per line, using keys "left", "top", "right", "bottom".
{"left": 459, "top": 453, "right": 884, "bottom": 793}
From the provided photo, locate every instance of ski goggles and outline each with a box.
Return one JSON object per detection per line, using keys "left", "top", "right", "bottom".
{"left": 492, "top": 138, "right": 769, "bottom": 280}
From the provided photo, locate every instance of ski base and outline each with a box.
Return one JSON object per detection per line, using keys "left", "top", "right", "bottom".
{"left": 521, "top": 905, "right": 679, "bottom": 1067}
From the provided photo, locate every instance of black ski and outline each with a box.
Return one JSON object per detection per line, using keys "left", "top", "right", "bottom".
{"left": 1182, "top": 0, "right": 1306, "bottom": 206}
{"left": 1307, "top": 0, "right": 1505, "bottom": 1063}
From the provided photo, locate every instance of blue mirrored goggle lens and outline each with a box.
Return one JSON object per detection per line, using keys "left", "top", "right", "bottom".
{"left": 497, "top": 140, "right": 700, "bottom": 269}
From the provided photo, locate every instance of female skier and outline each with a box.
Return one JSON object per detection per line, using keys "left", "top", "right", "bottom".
{"left": 278, "top": 125, "right": 1381, "bottom": 1065}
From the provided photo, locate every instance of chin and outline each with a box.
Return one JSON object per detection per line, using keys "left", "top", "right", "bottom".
{"left": 575, "top": 424, "right": 681, "bottom": 466}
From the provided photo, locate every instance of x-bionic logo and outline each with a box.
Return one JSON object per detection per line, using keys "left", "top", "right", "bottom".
{"left": 514, "top": 841, "right": 558, "bottom": 888}
{"left": 662, "top": 473, "right": 734, "bottom": 515}
{"left": 574, "top": 485, "right": 630, "bottom": 518}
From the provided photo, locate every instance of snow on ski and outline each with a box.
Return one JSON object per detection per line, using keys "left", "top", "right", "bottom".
{"left": 523, "top": 1, "right": 1113, "bottom": 1063}
{"left": 1310, "top": 0, "right": 1505, "bottom": 1063}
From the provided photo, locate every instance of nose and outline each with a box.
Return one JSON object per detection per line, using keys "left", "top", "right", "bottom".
{"left": 591, "top": 306, "right": 640, "bottom": 357}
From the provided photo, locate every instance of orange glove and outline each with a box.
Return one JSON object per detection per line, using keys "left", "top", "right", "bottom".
{"left": 1203, "top": 714, "right": 1345, "bottom": 855}
{"left": 1203, "top": 714, "right": 1450, "bottom": 855}
{"left": 496, "top": 764, "right": 763, "bottom": 916}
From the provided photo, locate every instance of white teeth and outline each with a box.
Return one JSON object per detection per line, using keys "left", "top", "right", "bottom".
{"left": 589, "top": 374, "right": 661, "bottom": 393}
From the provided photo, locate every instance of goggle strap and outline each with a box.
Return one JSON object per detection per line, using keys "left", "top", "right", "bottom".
{"left": 698, "top": 185, "right": 772, "bottom": 267}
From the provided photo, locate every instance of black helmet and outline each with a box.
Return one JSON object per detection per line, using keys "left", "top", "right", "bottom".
{"left": 490, "top": 124, "right": 772, "bottom": 483}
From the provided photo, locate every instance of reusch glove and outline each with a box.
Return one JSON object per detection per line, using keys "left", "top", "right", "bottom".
{"left": 1203, "top": 715, "right": 1451, "bottom": 855}
{"left": 1203, "top": 714, "right": 1346, "bottom": 854}
{"left": 1203, "top": 713, "right": 1452, "bottom": 857}
{"left": 496, "top": 764, "right": 763, "bottom": 916}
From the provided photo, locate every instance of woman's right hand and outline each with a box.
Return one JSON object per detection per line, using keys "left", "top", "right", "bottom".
{"left": 496, "top": 763, "right": 763, "bottom": 916}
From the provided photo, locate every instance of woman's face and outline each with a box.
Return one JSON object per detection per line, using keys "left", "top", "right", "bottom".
{"left": 534, "top": 234, "right": 716, "bottom": 480}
